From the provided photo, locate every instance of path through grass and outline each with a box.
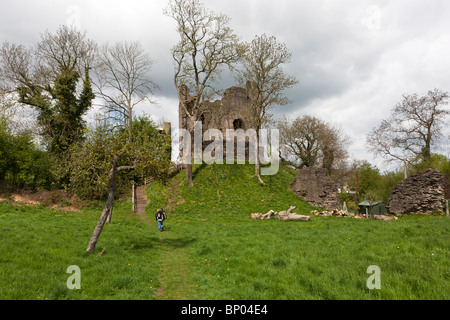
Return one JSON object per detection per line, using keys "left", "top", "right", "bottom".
{"left": 138, "top": 182, "right": 197, "bottom": 300}
{"left": 154, "top": 229, "right": 197, "bottom": 300}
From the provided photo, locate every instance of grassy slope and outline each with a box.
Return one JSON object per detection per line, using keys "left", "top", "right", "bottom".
{"left": 0, "top": 164, "right": 448, "bottom": 300}
{"left": 146, "top": 164, "right": 450, "bottom": 300}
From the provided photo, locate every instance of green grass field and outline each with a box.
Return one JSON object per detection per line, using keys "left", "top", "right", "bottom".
{"left": 0, "top": 164, "right": 449, "bottom": 300}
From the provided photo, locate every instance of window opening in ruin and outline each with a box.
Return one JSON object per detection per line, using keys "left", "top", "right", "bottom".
{"left": 233, "top": 119, "right": 244, "bottom": 130}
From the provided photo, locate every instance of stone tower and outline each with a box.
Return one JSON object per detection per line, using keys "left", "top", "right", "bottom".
{"left": 178, "top": 81, "right": 258, "bottom": 134}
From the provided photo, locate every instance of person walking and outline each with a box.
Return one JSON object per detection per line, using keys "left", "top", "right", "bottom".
{"left": 155, "top": 208, "right": 167, "bottom": 232}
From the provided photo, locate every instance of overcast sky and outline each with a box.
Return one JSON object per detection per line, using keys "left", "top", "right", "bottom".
{"left": 1, "top": 0, "right": 449, "bottom": 171}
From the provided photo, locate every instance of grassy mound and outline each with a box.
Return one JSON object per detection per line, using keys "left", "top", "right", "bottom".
{"left": 145, "top": 163, "right": 317, "bottom": 220}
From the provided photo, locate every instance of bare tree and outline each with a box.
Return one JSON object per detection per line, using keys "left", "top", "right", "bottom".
{"left": 164, "top": 0, "right": 243, "bottom": 187}
{"left": 238, "top": 34, "right": 298, "bottom": 183}
{"left": 0, "top": 87, "right": 40, "bottom": 136}
{"left": 367, "top": 89, "right": 449, "bottom": 171}
{"left": 278, "top": 115, "right": 349, "bottom": 174}
{"left": 93, "top": 41, "right": 159, "bottom": 141}
{"left": 36, "top": 26, "right": 96, "bottom": 82}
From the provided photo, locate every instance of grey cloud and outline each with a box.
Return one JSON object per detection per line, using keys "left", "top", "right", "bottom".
{"left": 2, "top": 0, "right": 450, "bottom": 168}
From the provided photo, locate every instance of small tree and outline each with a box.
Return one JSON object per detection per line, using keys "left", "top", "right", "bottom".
{"left": 278, "top": 115, "right": 349, "bottom": 174}
{"left": 358, "top": 162, "right": 381, "bottom": 198}
{"left": 0, "top": 115, "right": 54, "bottom": 190}
{"left": 64, "top": 116, "right": 171, "bottom": 253}
{"left": 238, "top": 34, "right": 298, "bottom": 184}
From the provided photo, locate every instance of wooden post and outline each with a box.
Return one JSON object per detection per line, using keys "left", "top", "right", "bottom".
{"left": 446, "top": 200, "right": 449, "bottom": 217}
{"left": 132, "top": 181, "right": 135, "bottom": 212}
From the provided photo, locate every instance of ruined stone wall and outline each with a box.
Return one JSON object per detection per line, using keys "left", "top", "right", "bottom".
{"left": 387, "top": 168, "right": 445, "bottom": 215}
{"left": 290, "top": 167, "right": 340, "bottom": 210}
{"left": 177, "top": 82, "right": 258, "bottom": 162}
{"left": 178, "top": 81, "right": 257, "bottom": 134}
{"left": 202, "top": 86, "right": 252, "bottom": 132}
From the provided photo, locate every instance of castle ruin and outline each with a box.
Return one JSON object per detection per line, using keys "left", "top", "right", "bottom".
{"left": 177, "top": 81, "right": 261, "bottom": 161}
{"left": 178, "top": 81, "right": 258, "bottom": 135}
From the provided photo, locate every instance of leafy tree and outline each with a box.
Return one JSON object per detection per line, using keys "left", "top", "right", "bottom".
{"left": 410, "top": 154, "right": 450, "bottom": 175}
{"left": 64, "top": 116, "right": 171, "bottom": 199}
{"left": 377, "top": 170, "right": 404, "bottom": 203}
{"left": 0, "top": 116, "right": 54, "bottom": 190}
{"left": 0, "top": 117, "right": 13, "bottom": 183}
{"left": 62, "top": 116, "right": 171, "bottom": 253}
{"left": 0, "top": 26, "right": 96, "bottom": 155}
{"left": 278, "top": 115, "right": 349, "bottom": 174}
{"left": 358, "top": 162, "right": 381, "bottom": 198}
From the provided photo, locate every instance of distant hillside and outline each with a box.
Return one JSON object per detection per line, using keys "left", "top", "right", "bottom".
{"left": 145, "top": 163, "right": 318, "bottom": 220}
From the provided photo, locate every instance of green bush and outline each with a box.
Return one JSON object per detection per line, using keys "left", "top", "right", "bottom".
{"left": 0, "top": 116, "right": 56, "bottom": 190}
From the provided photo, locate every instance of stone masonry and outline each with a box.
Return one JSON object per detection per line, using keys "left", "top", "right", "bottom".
{"left": 178, "top": 81, "right": 259, "bottom": 161}
{"left": 290, "top": 167, "right": 340, "bottom": 210}
{"left": 387, "top": 168, "right": 445, "bottom": 215}
{"left": 178, "top": 81, "right": 258, "bottom": 134}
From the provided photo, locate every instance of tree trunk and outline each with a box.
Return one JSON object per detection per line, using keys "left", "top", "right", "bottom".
{"left": 106, "top": 205, "right": 113, "bottom": 224}
{"left": 373, "top": 215, "right": 398, "bottom": 221}
{"left": 128, "top": 115, "right": 132, "bottom": 142}
{"left": 259, "top": 210, "right": 275, "bottom": 219}
{"left": 289, "top": 214, "right": 310, "bottom": 221}
{"left": 252, "top": 207, "right": 310, "bottom": 221}
{"left": 86, "top": 172, "right": 116, "bottom": 253}
{"left": 184, "top": 125, "right": 193, "bottom": 188}
{"left": 255, "top": 129, "right": 265, "bottom": 184}
{"left": 177, "top": 87, "right": 196, "bottom": 188}
{"left": 424, "top": 127, "right": 432, "bottom": 163}
{"left": 86, "top": 155, "right": 134, "bottom": 253}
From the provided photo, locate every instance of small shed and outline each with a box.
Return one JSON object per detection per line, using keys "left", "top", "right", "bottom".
{"left": 358, "top": 201, "right": 386, "bottom": 216}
